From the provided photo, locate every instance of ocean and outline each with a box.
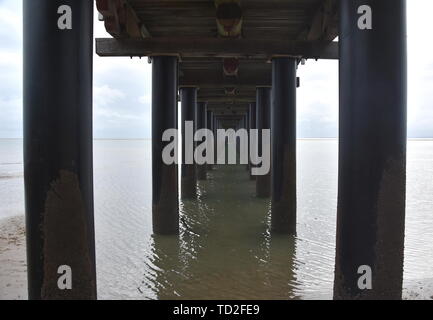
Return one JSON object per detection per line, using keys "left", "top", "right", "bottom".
{"left": 1, "top": 139, "right": 432, "bottom": 299}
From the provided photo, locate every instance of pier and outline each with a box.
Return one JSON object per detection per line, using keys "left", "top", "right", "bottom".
{"left": 23, "top": 0, "right": 407, "bottom": 300}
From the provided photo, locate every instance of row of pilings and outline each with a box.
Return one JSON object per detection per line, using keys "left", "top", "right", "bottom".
{"left": 23, "top": 0, "right": 407, "bottom": 300}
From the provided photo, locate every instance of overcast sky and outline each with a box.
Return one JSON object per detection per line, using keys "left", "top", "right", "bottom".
{"left": 0, "top": 0, "right": 432, "bottom": 139}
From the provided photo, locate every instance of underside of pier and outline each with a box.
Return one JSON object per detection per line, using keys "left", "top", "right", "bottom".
{"left": 96, "top": 0, "right": 339, "bottom": 119}
{"left": 23, "top": 0, "right": 408, "bottom": 300}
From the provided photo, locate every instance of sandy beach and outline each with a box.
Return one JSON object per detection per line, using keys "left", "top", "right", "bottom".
{"left": 0, "top": 215, "right": 27, "bottom": 300}
{"left": 0, "top": 214, "right": 432, "bottom": 300}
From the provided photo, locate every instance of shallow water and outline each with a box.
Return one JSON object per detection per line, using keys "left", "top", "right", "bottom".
{"left": 1, "top": 139, "right": 432, "bottom": 299}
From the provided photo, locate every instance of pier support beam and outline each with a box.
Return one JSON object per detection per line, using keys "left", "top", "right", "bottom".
{"left": 23, "top": 0, "right": 96, "bottom": 299}
{"left": 196, "top": 102, "right": 207, "bottom": 180}
{"left": 206, "top": 109, "right": 214, "bottom": 171}
{"left": 256, "top": 87, "right": 272, "bottom": 198}
{"left": 271, "top": 58, "right": 297, "bottom": 234}
{"left": 245, "top": 109, "right": 251, "bottom": 171}
{"left": 334, "top": 0, "right": 407, "bottom": 300}
{"left": 213, "top": 113, "right": 218, "bottom": 166}
{"left": 249, "top": 103, "right": 257, "bottom": 180}
{"left": 152, "top": 56, "right": 179, "bottom": 234}
{"left": 180, "top": 87, "right": 197, "bottom": 199}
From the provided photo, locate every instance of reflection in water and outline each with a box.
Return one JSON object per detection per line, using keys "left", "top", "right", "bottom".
{"left": 1, "top": 139, "right": 433, "bottom": 299}
{"left": 84, "top": 139, "right": 433, "bottom": 300}
{"left": 147, "top": 165, "right": 299, "bottom": 300}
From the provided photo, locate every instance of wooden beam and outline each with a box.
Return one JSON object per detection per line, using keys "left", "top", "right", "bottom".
{"left": 180, "top": 70, "right": 271, "bottom": 88}
{"left": 207, "top": 103, "right": 248, "bottom": 107}
{"left": 95, "top": 37, "right": 339, "bottom": 60}
{"left": 96, "top": 0, "right": 151, "bottom": 38}
{"left": 125, "top": 0, "right": 151, "bottom": 38}
{"left": 198, "top": 96, "right": 255, "bottom": 103}
{"left": 207, "top": 104, "right": 249, "bottom": 112}
{"left": 202, "top": 85, "right": 260, "bottom": 91}
{"left": 298, "top": 0, "right": 338, "bottom": 41}
{"left": 214, "top": 115, "right": 246, "bottom": 120}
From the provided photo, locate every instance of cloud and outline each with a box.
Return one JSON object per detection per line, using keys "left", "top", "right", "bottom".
{"left": 0, "top": 1, "right": 154, "bottom": 139}
{"left": 0, "top": 1, "right": 22, "bottom": 51}
{"left": 139, "top": 94, "right": 152, "bottom": 105}
{"left": 0, "top": 97, "right": 22, "bottom": 138}
{"left": 296, "top": 0, "right": 433, "bottom": 138}
{"left": 1, "top": 0, "right": 433, "bottom": 138}
{"left": 94, "top": 85, "right": 126, "bottom": 106}
{"left": 407, "top": 0, "right": 433, "bottom": 138}
{"left": 92, "top": 55, "right": 152, "bottom": 138}
{"left": 0, "top": 1, "right": 22, "bottom": 139}
{"left": 297, "top": 60, "right": 339, "bottom": 138}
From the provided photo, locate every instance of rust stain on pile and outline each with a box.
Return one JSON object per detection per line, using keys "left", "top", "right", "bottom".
{"left": 41, "top": 170, "right": 95, "bottom": 300}
{"left": 374, "top": 157, "right": 406, "bottom": 300}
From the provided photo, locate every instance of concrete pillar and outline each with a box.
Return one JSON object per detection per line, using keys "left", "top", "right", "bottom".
{"left": 23, "top": 0, "right": 96, "bottom": 300}
{"left": 196, "top": 102, "right": 207, "bottom": 180}
{"left": 256, "top": 87, "right": 272, "bottom": 198}
{"left": 180, "top": 87, "right": 197, "bottom": 199}
{"left": 271, "top": 58, "right": 297, "bottom": 234}
{"left": 152, "top": 56, "right": 179, "bottom": 235}
{"left": 334, "top": 0, "right": 407, "bottom": 300}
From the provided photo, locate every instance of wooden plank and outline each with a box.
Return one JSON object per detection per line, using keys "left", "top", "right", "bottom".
{"left": 297, "top": 0, "right": 338, "bottom": 41}
{"left": 180, "top": 71, "right": 271, "bottom": 88}
{"left": 96, "top": 0, "right": 151, "bottom": 38}
{"left": 207, "top": 103, "right": 249, "bottom": 110}
{"left": 96, "top": 37, "right": 338, "bottom": 59}
{"left": 198, "top": 96, "right": 255, "bottom": 103}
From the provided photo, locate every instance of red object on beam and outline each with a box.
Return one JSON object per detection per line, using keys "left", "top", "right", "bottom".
{"left": 223, "top": 58, "right": 240, "bottom": 76}
{"left": 96, "top": 0, "right": 127, "bottom": 38}
{"left": 216, "top": 2, "right": 243, "bottom": 38}
{"left": 96, "top": 0, "right": 110, "bottom": 14}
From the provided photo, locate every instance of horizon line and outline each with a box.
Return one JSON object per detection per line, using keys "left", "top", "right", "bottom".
{"left": 1, "top": 137, "right": 433, "bottom": 141}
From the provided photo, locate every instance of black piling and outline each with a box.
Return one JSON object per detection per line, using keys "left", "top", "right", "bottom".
{"left": 249, "top": 103, "right": 257, "bottom": 180}
{"left": 256, "top": 87, "right": 272, "bottom": 198}
{"left": 196, "top": 102, "right": 207, "bottom": 180}
{"left": 271, "top": 58, "right": 297, "bottom": 234}
{"left": 213, "top": 113, "right": 218, "bottom": 166}
{"left": 245, "top": 109, "right": 251, "bottom": 171}
{"left": 180, "top": 87, "right": 198, "bottom": 199}
{"left": 152, "top": 56, "right": 179, "bottom": 235}
{"left": 23, "top": 0, "right": 96, "bottom": 300}
{"left": 206, "top": 109, "right": 214, "bottom": 171}
{"left": 334, "top": 0, "right": 407, "bottom": 300}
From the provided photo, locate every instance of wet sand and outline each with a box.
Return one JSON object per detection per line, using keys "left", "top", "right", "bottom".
{"left": 0, "top": 215, "right": 27, "bottom": 300}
